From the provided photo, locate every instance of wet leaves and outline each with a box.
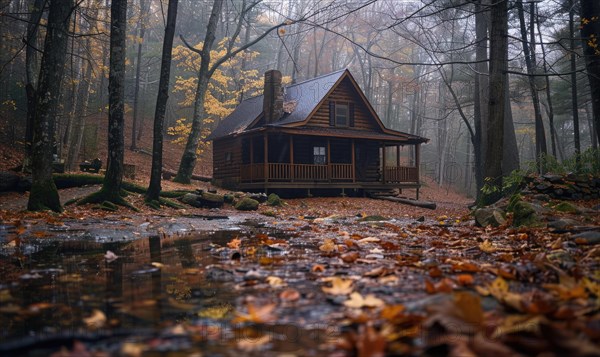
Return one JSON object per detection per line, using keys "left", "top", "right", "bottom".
{"left": 232, "top": 302, "right": 277, "bottom": 324}
{"left": 1, "top": 191, "right": 599, "bottom": 356}
{"left": 344, "top": 292, "right": 385, "bottom": 308}
{"left": 322, "top": 277, "right": 354, "bottom": 295}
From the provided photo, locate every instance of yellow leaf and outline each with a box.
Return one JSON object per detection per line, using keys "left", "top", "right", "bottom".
{"left": 343, "top": 292, "right": 384, "bottom": 308}
{"left": 232, "top": 303, "right": 276, "bottom": 324}
{"left": 479, "top": 239, "right": 497, "bottom": 253}
{"left": 322, "top": 277, "right": 353, "bottom": 295}
{"left": 198, "top": 304, "right": 233, "bottom": 319}
{"left": 319, "top": 238, "right": 337, "bottom": 253}
{"left": 83, "top": 309, "right": 106, "bottom": 329}
{"left": 266, "top": 276, "right": 286, "bottom": 288}
{"left": 227, "top": 237, "right": 241, "bottom": 249}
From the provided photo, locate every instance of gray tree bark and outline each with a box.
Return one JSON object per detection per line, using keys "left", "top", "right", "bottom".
{"left": 146, "top": 0, "right": 178, "bottom": 202}
{"left": 483, "top": 0, "right": 508, "bottom": 204}
{"left": 28, "top": 0, "right": 74, "bottom": 212}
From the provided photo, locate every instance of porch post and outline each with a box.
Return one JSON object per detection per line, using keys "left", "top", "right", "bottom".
{"left": 289, "top": 135, "right": 294, "bottom": 182}
{"left": 351, "top": 139, "right": 356, "bottom": 182}
{"left": 415, "top": 143, "right": 421, "bottom": 183}
{"left": 250, "top": 137, "right": 254, "bottom": 181}
{"left": 264, "top": 133, "right": 268, "bottom": 182}
{"left": 415, "top": 143, "right": 421, "bottom": 200}
{"left": 381, "top": 143, "right": 386, "bottom": 183}
{"left": 396, "top": 145, "right": 400, "bottom": 167}
{"left": 327, "top": 138, "right": 331, "bottom": 182}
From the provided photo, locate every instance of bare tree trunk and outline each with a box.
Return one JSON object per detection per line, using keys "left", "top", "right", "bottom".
{"left": 473, "top": 0, "right": 488, "bottom": 197}
{"left": 102, "top": 0, "right": 127, "bottom": 200}
{"left": 503, "top": 76, "right": 520, "bottom": 174}
{"left": 483, "top": 0, "right": 508, "bottom": 204}
{"left": 131, "top": 0, "right": 148, "bottom": 151}
{"left": 146, "top": 0, "right": 178, "bottom": 202}
{"left": 570, "top": 0, "right": 582, "bottom": 166}
{"left": 66, "top": 54, "right": 94, "bottom": 171}
{"left": 28, "top": 0, "right": 74, "bottom": 212}
{"left": 580, "top": 0, "right": 600, "bottom": 144}
{"left": 516, "top": 0, "right": 546, "bottom": 171}
{"left": 536, "top": 7, "right": 559, "bottom": 159}
{"left": 23, "top": 0, "right": 45, "bottom": 173}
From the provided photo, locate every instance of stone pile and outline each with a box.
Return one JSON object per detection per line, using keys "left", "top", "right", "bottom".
{"left": 526, "top": 173, "right": 600, "bottom": 201}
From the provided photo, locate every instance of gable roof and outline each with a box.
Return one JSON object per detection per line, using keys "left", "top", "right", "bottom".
{"left": 208, "top": 69, "right": 427, "bottom": 143}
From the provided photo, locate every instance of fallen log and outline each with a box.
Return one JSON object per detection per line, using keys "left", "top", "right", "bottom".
{"left": 378, "top": 196, "right": 437, "bottom": 210}
{"left": 162, "top": 169, "right": 212, "bottom": 182}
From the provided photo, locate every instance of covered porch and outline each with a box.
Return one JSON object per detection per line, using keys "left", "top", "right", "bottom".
{"left": 238, "top": 130, "right": 422, "bottom": 196}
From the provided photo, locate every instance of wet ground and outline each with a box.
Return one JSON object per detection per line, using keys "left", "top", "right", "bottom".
{"left": 1, "top": 205, "right": 600, "bottom": 356}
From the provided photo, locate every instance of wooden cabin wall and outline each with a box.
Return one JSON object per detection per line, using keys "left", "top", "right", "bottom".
{"left": 307, "top": 77, "right": 379, "bottom": 131}
{"left": 213, "top": 137, "right": 242, "bottom": 188}
{"left": 330, "top": 139, "right": 352, "bottom": 163}
{"left": 293, "top": 136, "right": 327, "bottom": 164}
{"left": 268, "top": 134, "right": 291, "bottom": 163}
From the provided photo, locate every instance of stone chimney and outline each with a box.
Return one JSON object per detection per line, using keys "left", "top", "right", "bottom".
{"left": 263, "top": 70, "right": 283, "bottom": 124}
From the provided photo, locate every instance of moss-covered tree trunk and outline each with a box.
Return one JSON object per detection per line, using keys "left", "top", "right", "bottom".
{"left": 102, "top": 0, "right": 127, "bottom": 201}
{"left": 27, "top": 0, "right": 74, "bottom": 212}
{"left": 146, "top": 0, "right": 178, "bottom": 202}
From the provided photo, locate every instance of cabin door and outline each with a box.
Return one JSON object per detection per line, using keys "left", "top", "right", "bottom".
{"left": 355, "top": 142, "right": 367, "bottom": 181}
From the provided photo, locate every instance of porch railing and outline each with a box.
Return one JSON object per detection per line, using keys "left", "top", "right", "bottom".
{"left": 241, "top": 163, "right": 417, "bottom": 183}
{"left": 384, "top": 166, "right": 418, "bottom": 183}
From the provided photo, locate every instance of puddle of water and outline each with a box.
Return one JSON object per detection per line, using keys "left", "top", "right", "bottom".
{"left": 0, "top": 223, "right": 334, "bottom": 356}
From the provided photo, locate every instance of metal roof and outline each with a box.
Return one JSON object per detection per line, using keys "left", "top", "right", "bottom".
{"left": 208, "top": 69, "right": 427, "bottom": 144}
{"left": 208, "top": 70, "right": 345, "bottom": 140}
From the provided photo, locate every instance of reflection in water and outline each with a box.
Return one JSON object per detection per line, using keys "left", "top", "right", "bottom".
{"left": 0, "top": 229, "right": 240, "bottom": 351}
{"left": 0, "top": 227, "right": 330, "bottom": 355}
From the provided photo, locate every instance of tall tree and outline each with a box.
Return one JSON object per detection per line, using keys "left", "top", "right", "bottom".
{"left": 23, "top": 0, "right": 45, "bottom": 173}
{"left": 483, "top": 0, "right": 508, "bottom": 203}
{"left": 27, "top": 0, "right": 74, "bottom": 212}
{"left": 131, "top": 0, "right": 149, "bottom": 151}
{"left": 473, "top": 0, "right": 488, "bottom": 197}
{"left": 146, "top": 0, "right": 178, "bottom": 203}
{"left": 516, "top": 0, "right": 547, "bottom": 170}
{"left": 65, "top": 2, "right": 101, "bottom": 171}
{"left": 103, "top": 0, "right": 128, "bottom": 202}
{"left": 570, "top": 0, "right": 582, "bottom": 166}
{"left": 79, "top": 0, "right": 129, "bottom": 206}
{"left": 580, "top": 0, "right": 600, "bottom": 144}
{"left": 175, "top": 0, "right": 308, "bottom": 183}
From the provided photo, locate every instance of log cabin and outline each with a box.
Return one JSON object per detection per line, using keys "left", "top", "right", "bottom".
{"left": 208, "top": 69, "right": 428, "bottom": 198}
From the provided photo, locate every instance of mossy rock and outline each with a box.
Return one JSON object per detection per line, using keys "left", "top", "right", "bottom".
{"left": 235, "top": 197, "right": 259, "bottom": 211}
{"left": 199, "top": 192, "right": 224, "bottom": 208}
{"left": 179, "top": 193, "right": 201, "bottom": 206}
{"left": 553, "top": 202, "right": 579, "bottom": 214}
{"left": 223, "top": 193, "right": 235, "bottom": 204}
{"left": 266, "top": 193, "right": 283, "bottom": 206}
{"left": 474, "top": 208, "right": 506, "bottom": 227}
{"left": 511, "top": 201, "right": 538, "bottom": 227}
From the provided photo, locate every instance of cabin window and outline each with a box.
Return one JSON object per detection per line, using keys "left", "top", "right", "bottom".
{"left": 335, "top": 103, "right": 349, "bottom": 126}
{"left": 313, "top": 146, "right": 326, "bottom": 165}
{"left": 225, "top": 152, "right": 233, "bottom": 163}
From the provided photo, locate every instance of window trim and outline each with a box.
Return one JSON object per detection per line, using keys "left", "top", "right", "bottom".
{"left": 334, "top": 102, "right": 349, "bottom": 127}
{"left": 313, "top": 146, "right": 326, "bottom": 165}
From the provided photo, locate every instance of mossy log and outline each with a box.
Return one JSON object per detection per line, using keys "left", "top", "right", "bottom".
{"left": 377, "top": 196, "right": 436, "bottom": 210}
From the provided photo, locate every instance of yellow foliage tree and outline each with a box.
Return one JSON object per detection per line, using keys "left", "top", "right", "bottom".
{"left": 168, "top": 38, "right": 264, "bottom": 156}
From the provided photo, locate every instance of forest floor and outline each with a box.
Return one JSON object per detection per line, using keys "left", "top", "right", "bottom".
{"left": 1, "top": 127, "right": 600, "bottom": 355}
